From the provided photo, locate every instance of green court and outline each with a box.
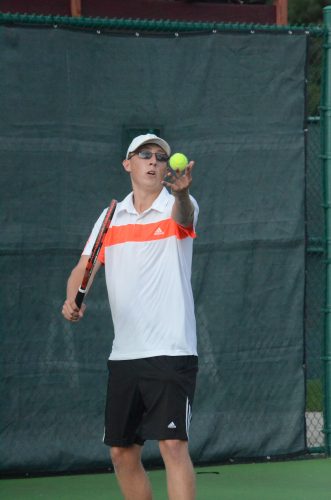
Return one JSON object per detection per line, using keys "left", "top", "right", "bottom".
{"left": 1, "top": 458, "right": 330, "bottom": 500}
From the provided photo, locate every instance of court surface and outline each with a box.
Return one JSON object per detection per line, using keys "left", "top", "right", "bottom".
{"left": 1, "top": 458, "right": 330, "bottom": 499}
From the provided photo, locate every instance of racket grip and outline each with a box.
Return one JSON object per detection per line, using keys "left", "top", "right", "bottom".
{"left": 75, "top": 289, "right": 86, "bottom": 309}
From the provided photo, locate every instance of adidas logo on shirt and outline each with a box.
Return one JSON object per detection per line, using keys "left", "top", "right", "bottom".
{"left": 154, "top": 227, "right": 165, "bottom": 236}
{"left": 167, "top": 421, "right": 177, "bottom": 429}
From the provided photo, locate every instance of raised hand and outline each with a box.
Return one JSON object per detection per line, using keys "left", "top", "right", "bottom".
{"left": 162, "top": 161, "right": 194, "bottom": 194}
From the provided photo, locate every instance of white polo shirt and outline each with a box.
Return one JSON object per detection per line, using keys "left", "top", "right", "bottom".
{"left": 83, "top": 187, "right": 199, "bottom": 360}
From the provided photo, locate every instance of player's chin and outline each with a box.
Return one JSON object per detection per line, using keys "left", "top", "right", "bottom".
{"left": 145, "top": 175, "right": 163, "bottom": 186}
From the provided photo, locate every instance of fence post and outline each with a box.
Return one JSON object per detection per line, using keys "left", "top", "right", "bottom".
{"left": 322, "top": 6, "right": 331, "bottom": 457}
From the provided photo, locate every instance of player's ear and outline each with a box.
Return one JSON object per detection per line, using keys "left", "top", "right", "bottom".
{"left": 122, "top": 159, "right": 131, "bottom": 173}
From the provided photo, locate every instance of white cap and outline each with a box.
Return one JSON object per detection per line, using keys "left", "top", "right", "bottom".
{"left": 126, "top": 134, "right": 171, "bottom": 159}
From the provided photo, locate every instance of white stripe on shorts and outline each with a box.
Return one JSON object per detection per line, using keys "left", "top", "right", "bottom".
{"left": 186, "top": 398, "right": 192, "bottom": 438}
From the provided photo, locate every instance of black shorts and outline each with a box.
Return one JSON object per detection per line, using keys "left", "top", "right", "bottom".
{"left": 103, "top": 355, "right": 198, "bottom": 447}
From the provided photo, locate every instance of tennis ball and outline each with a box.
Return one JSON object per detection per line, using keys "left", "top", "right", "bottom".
{"left": 169, "top": 152, "right": 188, "bottom": 171}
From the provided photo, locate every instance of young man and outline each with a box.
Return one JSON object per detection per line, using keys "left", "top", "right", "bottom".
{"left": 62, "top": 134, "right": 199, "bottom": 500}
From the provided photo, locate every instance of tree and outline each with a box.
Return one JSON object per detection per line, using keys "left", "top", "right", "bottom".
{"left": 288, "top": 0, "right": 328, "bottom": 25}
{"left": 286, "top": 0, "right": 330, "bottom": 115}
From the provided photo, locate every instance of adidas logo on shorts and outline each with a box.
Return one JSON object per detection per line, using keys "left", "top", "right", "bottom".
{"left": 167, "top": 421, "right": 177, "bottom": 429}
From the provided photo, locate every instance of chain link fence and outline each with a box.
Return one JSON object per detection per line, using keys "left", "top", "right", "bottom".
{"left": 305, "top": 32, "right": 325, "bottom": 452}
{"left": 306, "top": 116, "right": 325, "bottom": 450}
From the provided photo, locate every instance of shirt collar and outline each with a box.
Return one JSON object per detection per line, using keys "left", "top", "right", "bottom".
{"left": 117, "top": 187, "right": 171, "bottom": 215}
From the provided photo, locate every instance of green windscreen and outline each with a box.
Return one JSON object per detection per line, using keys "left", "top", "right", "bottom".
{"left": 0, "top": 24, "right": 307, "bottom": 473}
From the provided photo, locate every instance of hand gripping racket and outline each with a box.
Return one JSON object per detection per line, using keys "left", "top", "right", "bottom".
{"left": 75, "top": 199, "right": 117, "bottom": 309}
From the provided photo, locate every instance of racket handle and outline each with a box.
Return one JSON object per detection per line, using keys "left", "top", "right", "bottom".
{"left": 75, "top": 289, "right": 86, "bottom": 309}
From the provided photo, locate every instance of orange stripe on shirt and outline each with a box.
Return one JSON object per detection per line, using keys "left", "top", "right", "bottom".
{"left": 98, "top": 218, "right": 196, "bottom": 264}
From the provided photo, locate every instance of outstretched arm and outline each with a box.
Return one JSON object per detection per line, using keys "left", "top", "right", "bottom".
{"left": 162, "top": 161, "right": 195, "bottom": 227}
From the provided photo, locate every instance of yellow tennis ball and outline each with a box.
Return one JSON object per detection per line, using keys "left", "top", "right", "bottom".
{"left": 169, "top": 152, "right": 188, "bottom": 171}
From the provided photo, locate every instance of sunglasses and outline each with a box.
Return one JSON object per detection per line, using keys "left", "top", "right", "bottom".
{"left": 129, "top": 150, "right": 169, "bottom": 163}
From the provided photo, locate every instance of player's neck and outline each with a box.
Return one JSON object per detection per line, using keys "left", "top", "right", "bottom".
{"left": 132, "top": 187, "right": 162, "bottom": 214}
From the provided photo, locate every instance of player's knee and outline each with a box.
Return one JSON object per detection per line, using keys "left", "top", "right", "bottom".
{"left": 110, "top": 446, "right": 129, "bottom": 469}
{"left": 110, "top": 446, "right": 140, "bottom": 470}
{"left": 159, "top": 439, "right": 188, "bottom": 462}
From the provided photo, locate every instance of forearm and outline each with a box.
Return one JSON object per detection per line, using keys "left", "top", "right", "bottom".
{"left": 171, "top": 189, "right": 195, "bottom": 227}
{"left": 66, "top": 264, "right": 86, "bottom": 301}
{"left": 164, "top": 159, "right": 195, "bottom": 227}
{"left": 62, "top": 256, "right": 91, "bottom": 321}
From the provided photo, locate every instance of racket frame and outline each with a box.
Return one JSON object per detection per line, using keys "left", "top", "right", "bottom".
{"left": 75, "top": 199, "right": 117, "bottom": 308}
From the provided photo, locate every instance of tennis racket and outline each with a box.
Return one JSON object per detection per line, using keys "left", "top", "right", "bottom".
{"left": 75, "top": 199, "right": 117, "bottom": 309}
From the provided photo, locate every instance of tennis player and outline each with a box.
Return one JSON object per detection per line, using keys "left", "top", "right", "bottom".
{"left": 62, "top": 134, "right": 199, "bottom": 500}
